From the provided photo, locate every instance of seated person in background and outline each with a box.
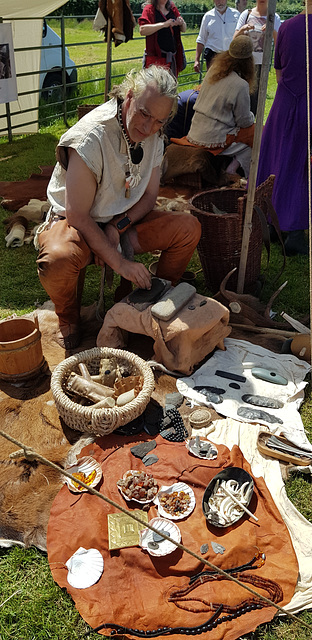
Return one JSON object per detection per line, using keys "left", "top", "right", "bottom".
{"left": 36, "top": 66, "right": 201, "bottom": 350}
{"left": 165, "top": 87, "right": 200, "bottom": 139}
{"left": 187, "top": 35, "right": 256, "bottom": 178}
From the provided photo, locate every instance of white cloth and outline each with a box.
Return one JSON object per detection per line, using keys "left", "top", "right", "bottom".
{"left": 177, "top": 338, "right": 312, "bottom": 449}
{"left": 219, "top": 141, "right": 252, "bottom": 176}
{"left": 47, "top": 98, "right": 164, "bottom": 223}
{"left": 236, "top": 10, "right": 281, "bottom": 64}
{"left": 196, "top": 7, "right": 240, "bottom": 53}
{"left": 196, "top": 418, "right": 312, "bottom": 614}
{"left": 5, "top": 223, "right": 26, "bottom": 248}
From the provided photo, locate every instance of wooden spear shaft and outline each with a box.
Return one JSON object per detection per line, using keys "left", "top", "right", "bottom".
{"left": 237, "top": 0, "right": 277, "bottom": 293}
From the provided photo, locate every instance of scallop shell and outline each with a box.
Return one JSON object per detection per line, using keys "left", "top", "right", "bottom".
{"left": 114, "top": 375, "right": 144, "bottom": 398}
{"left": 186, "top": 438, "right": 218, "bottom": 460}
{"left": 64, "top": 456, "right": 102, "bottom": 493}
{"left": 117, "top": 469, "right": 158, "bottom": 504}
{"left": 154, "top": 482, "right": 196, "bottom": 520}
{"left": 66, "top": 547, "right": 104, "bottom": 588}
{"left": 140, "top": 517, "right": 181, "bottom": 557}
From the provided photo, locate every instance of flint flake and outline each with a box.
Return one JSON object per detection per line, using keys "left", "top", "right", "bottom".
{"left": 130, "top": 441, "right": 157, "bottom": 459}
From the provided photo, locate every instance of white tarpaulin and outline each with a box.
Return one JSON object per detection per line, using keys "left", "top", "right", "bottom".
{"left": 0, "top": 24, "right": 18, "bottom": 104}
{"left": 0, "top": 0, "right": 69, "bottom": 135}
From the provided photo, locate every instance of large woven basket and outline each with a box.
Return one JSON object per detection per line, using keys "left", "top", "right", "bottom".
{"left": 51, "top": 347, "right": 154, "bottom": 436}
{"left": 189, "top": 177, "right": 274, "bottom": 293}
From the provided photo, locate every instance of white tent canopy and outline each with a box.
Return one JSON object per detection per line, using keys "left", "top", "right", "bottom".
{"left": 0, "top": 0, "right": 69, "bottom": 135}
{"left": 0, "top": 0, "right": 68, "bottom": 20}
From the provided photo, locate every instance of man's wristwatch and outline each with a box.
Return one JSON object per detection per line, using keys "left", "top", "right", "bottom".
{"left": 116, "top": 215, "right": 132, "bottom": 233}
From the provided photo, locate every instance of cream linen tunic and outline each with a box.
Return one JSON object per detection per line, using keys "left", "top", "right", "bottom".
{"left": 47, "top": 98, "right": 164, "bottom": 223}
{"left": 188, "top": 71, "right": 254, "bottom": 147}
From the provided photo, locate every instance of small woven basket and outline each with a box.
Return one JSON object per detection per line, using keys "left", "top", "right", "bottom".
{"left": 51, "top": 347, "right": 154, "bottom": 436}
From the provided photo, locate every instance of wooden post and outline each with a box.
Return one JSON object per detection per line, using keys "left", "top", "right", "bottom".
{"left": 104, "top": 16, "right": 112, "bottom": 102}
{"left": 0, "top": 17, "right": 12, "bottom": 142}
{"left": 236, "top": 0, "right": 277, "bottom": 293}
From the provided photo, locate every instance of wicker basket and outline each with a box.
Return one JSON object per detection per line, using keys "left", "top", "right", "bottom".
{"left": 51, "top": 347, "right": 154, "bottom": 436}
{"left": 189, "top": 177, "right": 274, "bottom": 293}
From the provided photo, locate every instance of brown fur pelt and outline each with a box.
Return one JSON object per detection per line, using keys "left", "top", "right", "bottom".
{"left": 0, "top": 395, "right": 94, "bottom": 551}
{"left": 161, "top": 144, "right": 220, "bottom": 185}
{"left": 0, "top": 303, "right": 104, "bottom": 551}
{"left": 155, "top": 195, "right": 189, "bottom": 212}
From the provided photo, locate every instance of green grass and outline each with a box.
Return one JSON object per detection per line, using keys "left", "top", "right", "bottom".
{"left": 0, "top": 547, "right": 99, "bottom": 640}
{"left": 0, "top": 22, "right": 311, "bottom": 640}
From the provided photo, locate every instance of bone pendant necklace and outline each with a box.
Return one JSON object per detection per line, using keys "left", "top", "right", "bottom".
{"left": 117, "top": 102, "right": 144, "bottom": 198}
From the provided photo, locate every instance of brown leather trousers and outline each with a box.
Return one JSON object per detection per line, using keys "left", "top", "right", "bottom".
{"left": 36, "top": 209, "right": 201, "bottom": 327}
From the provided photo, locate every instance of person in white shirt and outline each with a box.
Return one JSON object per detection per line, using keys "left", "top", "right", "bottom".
{"left": 194, "top": 0, "right": 239, "bottom": 72}
{"left": 234, "top": 0, "right": 281, "bottom": 113}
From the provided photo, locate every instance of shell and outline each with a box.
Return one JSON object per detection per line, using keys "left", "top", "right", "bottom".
{"left": 114, "top": 375, "right": 144, "bottom": 398}
{"left": 154, "top": 482, "right": 196, "bottom": 520}
{"left": 66, "top": 547, "right": 104, "bottom": 589}
{"left": 186, "top": 438, "right": 218, "bottom": 460}
{"left": 64, "top": 456, "right": 102, "bottom": 493}
{"left": 117, "top": 470, "right": 158, "bottom": 504}
{"left": 140, "top": 517, "right": 181, "bottom": 557}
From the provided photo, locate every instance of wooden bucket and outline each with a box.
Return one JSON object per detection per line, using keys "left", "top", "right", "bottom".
{"left": 0, "top": 316, "right": 45, "bottom": 381}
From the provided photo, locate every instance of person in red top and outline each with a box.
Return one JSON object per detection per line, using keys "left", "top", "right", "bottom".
{"left": 138, "top": 0, "right": 186, "bottom": 77}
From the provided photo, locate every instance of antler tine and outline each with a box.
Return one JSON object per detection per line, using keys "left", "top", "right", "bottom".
{"left": 264, "top": 281, "right": 288, "bottom": 324}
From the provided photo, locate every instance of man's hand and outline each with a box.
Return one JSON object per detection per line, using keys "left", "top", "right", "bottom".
{"left": 118, "top": 259, "right": 152, "bottom": 290}
{"left": 194, "top": 60, "right": 201, "bottom": 73}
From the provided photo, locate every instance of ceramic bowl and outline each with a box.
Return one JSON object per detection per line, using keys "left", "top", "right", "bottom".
{"left": 140, "top": 517, "right": 181, "bottom": 557}
{"left": 202, "top": 467, "right": 254, "bottom": 528}
{"left": 154, "top": 482, "right": 195, "bottom": 520}
{"left": 65, "top": 456, "right": 102, "bottom": 493}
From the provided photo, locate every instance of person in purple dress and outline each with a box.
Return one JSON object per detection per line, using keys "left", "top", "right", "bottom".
{"left": 256, "top": 10, "right": 312, "bottom": 255}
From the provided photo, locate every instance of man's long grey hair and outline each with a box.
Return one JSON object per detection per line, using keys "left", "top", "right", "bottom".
{"left": 110, "top": 65, "right": 178, "bottom": 119}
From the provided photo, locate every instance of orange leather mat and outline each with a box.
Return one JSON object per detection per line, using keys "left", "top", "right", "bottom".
{"left": 47, "top": 433, "right": 298, "bottom": 639}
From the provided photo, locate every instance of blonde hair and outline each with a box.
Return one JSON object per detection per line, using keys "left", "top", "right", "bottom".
{"left": 206, "top": 51, "right": 256, "bottom": 93}
{"left": 110, "top": 66, "right": 178, "bottom": 117}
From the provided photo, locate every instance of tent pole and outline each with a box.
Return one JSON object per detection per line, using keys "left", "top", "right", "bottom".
{"left": 0, "top": 17, "right": 12, "bottom": 142}
{"left": 236, "top": 0, "right": 277, "bottom": 293}
{"left": 104, "top": 16, "right": 112, "bottom": 102}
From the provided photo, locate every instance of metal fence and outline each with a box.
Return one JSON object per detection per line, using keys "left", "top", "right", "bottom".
{"left": 0, "top": 13, "right": 203, "bottom": 139}
{"left": 1, "top": 11, "right": 293, "bottom": 139}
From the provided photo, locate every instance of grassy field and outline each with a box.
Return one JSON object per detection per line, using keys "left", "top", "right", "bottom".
{"left": 1, "top": 19, "right": 312, "bottom": 640}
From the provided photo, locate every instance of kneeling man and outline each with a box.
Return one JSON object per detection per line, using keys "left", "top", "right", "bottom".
{"left": 36, "top": 66, "right": 201, "bottom": 349}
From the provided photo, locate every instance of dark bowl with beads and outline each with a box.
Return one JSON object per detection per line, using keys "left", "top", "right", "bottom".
{"left": 202, "top": 467, "right": 254, "bottom": 528}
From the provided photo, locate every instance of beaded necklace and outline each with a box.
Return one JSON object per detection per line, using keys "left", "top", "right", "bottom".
{"left": 91, "top": 552, "right": 283, "bottom": 637}
{"left": 117, "top": 101, "right": 144, "bottom": 198}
